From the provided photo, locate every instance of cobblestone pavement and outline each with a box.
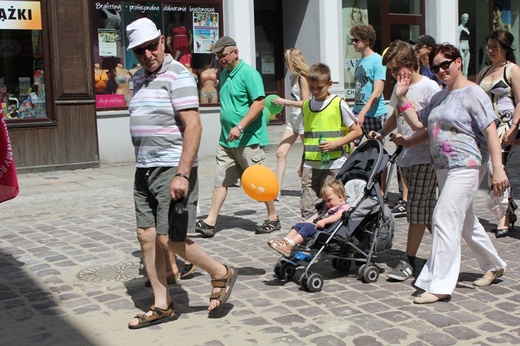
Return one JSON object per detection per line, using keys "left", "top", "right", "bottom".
{"left": 2, "top": 125, "right": 520, "bottom": 345}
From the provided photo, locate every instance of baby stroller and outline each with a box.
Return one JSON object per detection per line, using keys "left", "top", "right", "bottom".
{"left": 273, "top": 140, "right": 399, "bottom": 292}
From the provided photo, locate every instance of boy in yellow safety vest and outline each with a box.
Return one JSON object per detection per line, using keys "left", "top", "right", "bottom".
{"left": 299, "top": 63, "right": 363, "bottom": 218}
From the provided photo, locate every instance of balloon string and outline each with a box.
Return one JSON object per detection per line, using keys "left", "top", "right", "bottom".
{"left": 276, "top": 198, "right": 307, "bottom": 221}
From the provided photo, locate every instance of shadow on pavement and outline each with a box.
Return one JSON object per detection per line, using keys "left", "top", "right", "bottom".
{"left": 0, "top": 252, "right": 95, "bottom": 345}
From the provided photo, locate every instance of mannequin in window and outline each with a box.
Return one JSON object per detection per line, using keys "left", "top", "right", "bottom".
{"left": 94, "top": 63, "right": 109, "bottom": 94}
{"left": 99, "top": 8, "right": 121, "bottom": 30}
{"left": 166, "top": 11, "right": 193, "bottom": 68}
{"left": 0, "top": 83, "right": 11, "bottom": 105}
{"left": 459, "top": 13, "right": 470, "bottom": 77}
{"left": 114, "top": 64, "right": 131, "bottom": 91}
{"left": 128, "top": 63, "right": 141, "bottom": 77}
{"left": 198, "top": 55, "right": 219, "bottom": 104}
{"left": 114, "top": 63, "right": 132, "bottom": 104}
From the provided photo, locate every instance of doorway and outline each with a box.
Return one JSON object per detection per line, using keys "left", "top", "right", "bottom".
{"left": 254, "top": 0, "right": 284, "bottom": 124}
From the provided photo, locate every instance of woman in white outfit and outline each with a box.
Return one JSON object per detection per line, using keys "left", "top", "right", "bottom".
{"left": 395, "top": 43, "right": 508, "bottom": 304}
{"left": 459, "top": 13, "right": 471, "bottom": 77}
{"left": 272, "top": 48, "right": 310, "bottom": 198}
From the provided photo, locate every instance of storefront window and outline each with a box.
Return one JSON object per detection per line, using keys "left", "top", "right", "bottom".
{"left": 388, "top": 0, "right": 421, "bottom": 15}
{"left": 1, "top": 1, "right": 46, "bottom": 121}
{"left": 91, "top": 1, "right": 222, "bottom": 110}
{"left": 342, "top": 0, "right": 384, "bottom": 98}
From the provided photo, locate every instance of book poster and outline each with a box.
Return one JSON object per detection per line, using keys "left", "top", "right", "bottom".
{"left": 261, "top": 52, "right": 274, "bottom": 74}
{"left": 98, "top": 28, "right": 118, "bottom": 57}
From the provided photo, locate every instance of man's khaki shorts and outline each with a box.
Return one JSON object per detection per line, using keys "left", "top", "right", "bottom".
{"left": 214, "top": 144, "right": 266, "bottom": 187}
{"left": 134, "top": 166, "right": 198, "bottom": 235}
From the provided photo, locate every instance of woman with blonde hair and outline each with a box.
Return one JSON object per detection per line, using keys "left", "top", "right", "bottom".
{"left": 272, "top": 48, "right": 310, "bottom": 199}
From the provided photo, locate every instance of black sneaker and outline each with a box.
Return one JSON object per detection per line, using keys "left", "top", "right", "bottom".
{"left": 391, "top": 200, "right": 407, "bottom": 218}
{"left": 255, "top": 216, "right": 281, "bottom": 234}
{"left": 195, "top": 220, "right": 216, "bottom": 238}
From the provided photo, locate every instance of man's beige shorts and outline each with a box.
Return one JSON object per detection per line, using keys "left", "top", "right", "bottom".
{"left": 214, "top": 144, "right": 266, "bottom": 187}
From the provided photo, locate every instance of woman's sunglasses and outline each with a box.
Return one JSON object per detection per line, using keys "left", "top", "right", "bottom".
{"left": 431, "top": 59, "right": 455, "bottom": 73}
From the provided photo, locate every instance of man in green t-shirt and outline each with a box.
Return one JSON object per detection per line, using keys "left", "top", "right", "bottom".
{"left": 195, "top": 36, "right": 281, "bottom": 237}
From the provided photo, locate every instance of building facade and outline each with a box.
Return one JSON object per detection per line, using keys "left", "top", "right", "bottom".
{"left": 2, "top": 0, "right": 518, "bottom": 171}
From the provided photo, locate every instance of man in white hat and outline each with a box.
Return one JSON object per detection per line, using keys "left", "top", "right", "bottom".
{"left": 125, "top": 17, "right": 237, "bottom": 329}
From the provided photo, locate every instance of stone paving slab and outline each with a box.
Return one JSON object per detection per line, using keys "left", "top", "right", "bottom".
{"left": 1, "top": 125, "right": 520, "bottom": 345}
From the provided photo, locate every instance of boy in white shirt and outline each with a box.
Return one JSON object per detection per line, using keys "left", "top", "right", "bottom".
{"left": 371, "top": 40, "right": 440, "bottom": 281}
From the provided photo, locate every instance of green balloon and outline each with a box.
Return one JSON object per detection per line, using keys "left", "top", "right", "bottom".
{"left": 264, "top": 94, "right": 283, "bottom": 114}
{"left": 262, "top": 107, "right": 271, "bottom": 124}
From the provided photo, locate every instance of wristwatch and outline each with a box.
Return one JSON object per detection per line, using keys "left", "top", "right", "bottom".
{"left": 236, "top": 124, "right": 244, "bottom": 133}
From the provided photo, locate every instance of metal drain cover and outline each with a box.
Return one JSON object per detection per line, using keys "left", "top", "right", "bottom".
{"left": 76, "top": 262, "right": 141, "bottom": 282}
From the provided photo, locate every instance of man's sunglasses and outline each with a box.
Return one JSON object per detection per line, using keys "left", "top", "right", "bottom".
{"left": 133, "top": 40, "right": 160, "bottom": 55}
{"left": 352, "top": 38, "right": 361, "bottom": 44}
{"left": 431, "top": 59, "right": 455, "bottom": 73}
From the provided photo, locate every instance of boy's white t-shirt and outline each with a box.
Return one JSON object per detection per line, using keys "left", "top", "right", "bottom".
{"left": 389, "top": 75, "right": 440, "bottom": 167}
{"left": 303, "top": 93, "right": 358, "bottom": 170}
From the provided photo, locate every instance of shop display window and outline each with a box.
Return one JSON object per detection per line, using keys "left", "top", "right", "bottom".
{"left": 0, "top": 1, "right": 46, "bottom": 121}
{"left": 342, "top": 0, "right": 383, "bottom": 99}
{"left": 91, "top": 0, "right": 222, "bottom": 110}
{"left": 457, "top": 0, "right": 518, "bottom": 81}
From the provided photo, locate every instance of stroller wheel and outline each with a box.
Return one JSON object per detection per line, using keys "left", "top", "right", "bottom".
{"left": 331, "top": 258, "right": 352, "bottom": 272}
{"left": 280, "top": 262, "right": 296, "bottom": 280}
{"left": 274, "top": 264, "right": 282, "bottom": 278}
{"left": 358, "top": 264, "right": 367, "bottom": 278}
{"left": 361, "top": 265, "right": 379, "bottom": 283}
{"left": 302, "top": 273, "right": 324, "bottom": 292}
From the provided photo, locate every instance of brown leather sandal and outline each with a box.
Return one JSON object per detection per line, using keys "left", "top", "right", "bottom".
{"left": 209, "top": 265, "right": 238, "bottom": 311}
{"left": 128, "top": 302, "right": 179, "bottom": 329}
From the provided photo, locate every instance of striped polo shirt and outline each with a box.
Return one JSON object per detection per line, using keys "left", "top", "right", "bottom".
{"left": 129, "top": 54, "right": 199, "bottom": 168}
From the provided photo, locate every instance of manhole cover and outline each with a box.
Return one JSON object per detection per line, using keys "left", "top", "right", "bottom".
{"left": 76, "top": 262, "right": 141, "bottom": 282}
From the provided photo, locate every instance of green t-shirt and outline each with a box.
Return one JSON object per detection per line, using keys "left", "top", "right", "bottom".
{"left": 219, "top": 60, "right": 268, "bottom": 148}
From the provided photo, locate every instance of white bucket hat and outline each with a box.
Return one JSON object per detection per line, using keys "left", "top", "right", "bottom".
{"left": 126, "top": 17, "right": 161, "bottom": 50}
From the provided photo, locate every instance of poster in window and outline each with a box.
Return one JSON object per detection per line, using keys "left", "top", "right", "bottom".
{"left": 98, "top": 29, "right": 118, "bottom": 57}
{"left": 193, "top": 11, "right": 219, "bottom": 54}
{"left": 261, "top": 52, "right": 275, "bottom": 74}
{"left": 493, "top": 0, "right": 511, "bottom": 32}
{"left": 342, "top": 0, "right": 368, "bottom": 98}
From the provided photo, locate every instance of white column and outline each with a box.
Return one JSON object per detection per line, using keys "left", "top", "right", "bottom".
{"left": 222, "top": 0, "right": 256, "bottom": 68}
{"left": 319, "top": 0, "right": 344, "bottom": 95}
{"left": 425, "top": 0, "right": 458, "bottom": 46}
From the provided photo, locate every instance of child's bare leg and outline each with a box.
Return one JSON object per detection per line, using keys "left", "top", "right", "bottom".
{"left": 287, "top": 233, "right": 304, "bottom": 246}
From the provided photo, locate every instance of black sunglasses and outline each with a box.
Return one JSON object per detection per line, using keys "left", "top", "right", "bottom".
{"left": 352, "top": 38, "right": 361, "bottom": 44}
{"left": 431, "top": 59, "right": 455, "bottom": 73}
{"left": 133, "top": 40, "right": 160, "bottom": 55}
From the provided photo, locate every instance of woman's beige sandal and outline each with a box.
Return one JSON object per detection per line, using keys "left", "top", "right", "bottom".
{"left": 209, "top": 265, "right": 238, "bottom": 311}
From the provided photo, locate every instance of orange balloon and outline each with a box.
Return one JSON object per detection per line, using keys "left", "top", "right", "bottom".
{"left": 241, "top": 165, "right": 279, "bottom": 202}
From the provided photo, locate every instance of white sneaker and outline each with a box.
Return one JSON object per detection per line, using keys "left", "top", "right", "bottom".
{"left": 388, "top": 259, "right": 413, "bottom": 281}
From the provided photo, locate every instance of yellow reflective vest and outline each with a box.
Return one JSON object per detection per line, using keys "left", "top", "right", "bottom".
{"left": 303, "top": 96, "right": 345, "bottom": 161}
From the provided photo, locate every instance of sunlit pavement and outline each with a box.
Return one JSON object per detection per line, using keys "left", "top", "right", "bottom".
{"left": 2, "top": 125, "right": 520, "bottom": 345}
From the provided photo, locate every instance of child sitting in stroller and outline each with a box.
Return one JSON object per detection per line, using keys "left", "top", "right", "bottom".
{"left": 267, "top": 179, "right": 351, "bottom": 257}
